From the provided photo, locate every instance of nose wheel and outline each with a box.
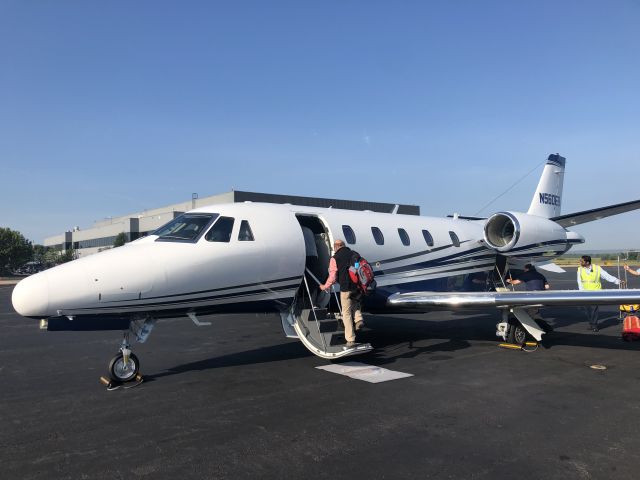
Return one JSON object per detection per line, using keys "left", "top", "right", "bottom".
{"left": 109, "top": 351, "right": 140, "bottom": 382}
{"left": 108, "top": 333, "right": 140, "bottom": 383}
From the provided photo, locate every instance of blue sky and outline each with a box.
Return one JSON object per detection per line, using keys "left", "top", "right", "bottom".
{"left": 1, "top": 0, "right": 639, "bottom": 250}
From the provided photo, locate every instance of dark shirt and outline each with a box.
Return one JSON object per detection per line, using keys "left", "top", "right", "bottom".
{"left": 334, "top": 247, "right": 357, "bottom": 292}
{"left": 516, "top": 270, "right": 548, "bottom": 291}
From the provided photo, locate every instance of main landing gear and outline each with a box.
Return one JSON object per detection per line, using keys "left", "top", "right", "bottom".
{"left": 496, "top": 308, "right": 546, "bottom": 350}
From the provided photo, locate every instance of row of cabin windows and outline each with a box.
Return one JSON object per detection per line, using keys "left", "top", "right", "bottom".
{"left": 342, "top": 225, "right": 460, "bottom": 248}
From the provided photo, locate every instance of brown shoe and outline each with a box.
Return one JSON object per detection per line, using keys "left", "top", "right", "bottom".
{"left": 344, "top": 341, "right": 357, "bottom": 349}
{"left": 355, "top": 321, "right": 364, "bottom": 331}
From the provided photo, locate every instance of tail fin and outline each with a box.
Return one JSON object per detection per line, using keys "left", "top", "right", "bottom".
{"left": 527, "top": 153, "right": 565, "bottom": 218}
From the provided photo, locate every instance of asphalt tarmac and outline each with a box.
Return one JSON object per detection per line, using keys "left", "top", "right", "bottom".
{"left": 2, "top": 269, "right": 640, "bottom": 480}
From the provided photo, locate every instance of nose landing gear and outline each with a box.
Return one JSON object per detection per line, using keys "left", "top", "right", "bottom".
{"left": 108, "top": 334, "right": 140, "bottom": 382}
{"left": 103, "top": 316, "right": 155, "bottom": 388}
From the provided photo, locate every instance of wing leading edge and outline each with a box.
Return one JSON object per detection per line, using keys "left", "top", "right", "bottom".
{"left": 445, "top": 198, "right": 640, "bottom": 227}
{"left": 552, "top": 199, "right": 640, "bottom": 227}
{"left": 388, "top": 289, "right": 640, "bottom": 309}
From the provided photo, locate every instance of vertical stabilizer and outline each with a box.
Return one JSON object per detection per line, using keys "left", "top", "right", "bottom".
{"left": 527, "top": 154, "right": 565, "bottom": 218}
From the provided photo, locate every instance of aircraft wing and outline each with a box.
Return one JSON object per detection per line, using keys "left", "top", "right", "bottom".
{"left": 551, "top": 199, "right": 640, "bottom": 227}
{"left": 387, "top": 289, "right": 640, "bottom": 309}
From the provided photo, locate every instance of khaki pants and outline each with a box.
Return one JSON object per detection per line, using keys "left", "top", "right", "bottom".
{"left": 340, "top": 291, "right": 363, "bottom": 343}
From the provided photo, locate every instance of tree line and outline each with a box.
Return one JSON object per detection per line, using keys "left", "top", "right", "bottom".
{"left": 562, "top": 252, "right": 639, "bottom": 261}
{"left": 0, "top": 227, "right": 129, "bottom": 276}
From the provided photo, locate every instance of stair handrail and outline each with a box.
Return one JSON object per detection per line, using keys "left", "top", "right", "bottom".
{"left": 303, "top": 270, "right": 327, "bottom": 351}
{"left": 305, "top": 267, "right": 342, "bottom": 317}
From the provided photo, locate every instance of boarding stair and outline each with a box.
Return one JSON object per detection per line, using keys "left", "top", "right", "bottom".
{"left": 280, "top": 269, "right": 372, "bottom": 359}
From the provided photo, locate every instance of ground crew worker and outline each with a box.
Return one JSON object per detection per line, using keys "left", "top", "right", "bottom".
{"left": 507, "top": 263, "right": 550, "bottom": 291}
{"left": 506, "top": 264, "right": 552, "bottom": 332}
{"left": 319, "top": 239, "right": 364, "bottom": 348}
{"left": 623, "top": 263, "right": 640, "bottom": 277}
{"left": 578, "top": 255, "right": 624, "bottom": 332}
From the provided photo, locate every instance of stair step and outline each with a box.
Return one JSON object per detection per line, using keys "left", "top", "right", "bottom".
{"left": 301, "top": 308, "right": 332, "bottom": 320}
{"left": 329, "top": 332, "right": 347, "bottom": 346}
{"left": 318, "top": 319, "right": 342, "bottom": 333}
{"left": 311, "top": 307, "right": 328, "bottom": 317}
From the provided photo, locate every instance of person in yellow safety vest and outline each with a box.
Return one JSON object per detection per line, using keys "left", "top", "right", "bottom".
{"left": 577, "top": 255, "right": 624, "bottom": 332}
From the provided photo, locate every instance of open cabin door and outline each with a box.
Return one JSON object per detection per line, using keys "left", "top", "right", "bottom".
{"left": 280, "top": 214, "right": 372, "bottom": 359}
{"left": 492, "top": 254, "right": 510, "bottom": 291}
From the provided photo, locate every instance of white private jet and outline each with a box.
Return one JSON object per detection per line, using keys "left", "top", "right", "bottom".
{"left": 11, "top": 154, "right": 640, "bottom": 382}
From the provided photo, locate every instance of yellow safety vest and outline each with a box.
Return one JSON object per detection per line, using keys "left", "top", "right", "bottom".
{"left": 620, "top": 304, "right": 640, "bottom": 312}
{"left": 579, "top": 265, "right": 601, "bottom": 290}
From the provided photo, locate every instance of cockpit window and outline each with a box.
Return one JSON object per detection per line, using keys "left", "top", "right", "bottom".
{"left": 238, "top": 220, "right": 255, "bottom": 241}
{"left": 205, "top": 216, "right": 235, "bottom": 243}
{"left": 153, "top": 213, "right": 217, "bottom": 242}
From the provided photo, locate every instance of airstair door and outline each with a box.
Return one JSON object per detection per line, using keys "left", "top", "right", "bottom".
{"left": 279, "top": 214, "right": 372, "bottom": 359}
{"left": 281, "top": 271, "right": 372, "bottom": 359}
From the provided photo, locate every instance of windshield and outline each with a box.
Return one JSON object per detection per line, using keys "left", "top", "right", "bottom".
{"left": 153, "top": 213, "right": 218, "bottom": 242}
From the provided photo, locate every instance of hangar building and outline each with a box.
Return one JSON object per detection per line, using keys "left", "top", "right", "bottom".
{"left": 44, "top": 191, "right": 420, "bottom": 258}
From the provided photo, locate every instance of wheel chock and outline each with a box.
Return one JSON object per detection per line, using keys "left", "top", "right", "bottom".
{"left": 499, "top": 343, "right": 523, "bottom": 350}
{"left": 99, "top": 374, "right": 144, "bottom": 391}
{"left": 498, "top": 341, "right": 539, "bottom": 352}
{"left": 99, "top": 376, "right": 122, "bottom": 391}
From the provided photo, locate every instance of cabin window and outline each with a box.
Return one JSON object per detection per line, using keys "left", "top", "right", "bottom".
{"left": 371, "top": 227, "right": 384, "bottom": 245}
{"left": 449, "top": 231, "right": 460, "bottom": 247}
{"left": 153, "top": 213, "right": 217, "bottom": 243}
{"left": 398, "top": 228, "right": 410, "bottom": 246}
{"left": 238, "top": 220, "right": 255, "bottom": 241}
{"left": 342, "top": 225, "right": 356, "bottom": 244}
{"left": 205, "top": 216, "right": 235, "bottom": 243}
{"left": 422, "top": 229, "right": 434, "bottom": 247}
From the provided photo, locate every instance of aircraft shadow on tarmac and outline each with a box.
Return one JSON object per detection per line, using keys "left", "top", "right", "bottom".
{"left": 352, "top": 311, "right": 640, "bottom": 367}
{"left": 147, "top": 309, "right": 639, "bottom": 378}
{"left": 145, "top": 341, "right": 312, "bottom": 381}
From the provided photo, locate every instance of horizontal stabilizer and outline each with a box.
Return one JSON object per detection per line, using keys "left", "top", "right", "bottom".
{"left": 388, "top": 289, "right": 640, "bottom": 309}
{"left": 552, "top": 199, "right": 640, "bottom": 227}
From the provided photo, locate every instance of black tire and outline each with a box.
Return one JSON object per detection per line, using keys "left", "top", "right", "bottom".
{"left": 506, "top": 319, "right": 529, "bottom": 345}
{"left": 108, "top": 352, "right": 140, "bottom": 383}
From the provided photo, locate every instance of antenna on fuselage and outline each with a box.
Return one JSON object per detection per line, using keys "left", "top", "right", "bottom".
{"left": 391, "top": 204, "right": 399, "bottom": 214}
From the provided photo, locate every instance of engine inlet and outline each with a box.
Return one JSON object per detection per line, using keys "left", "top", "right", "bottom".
{"left": 483, "top": 212, "right": 520, "bottom": 251}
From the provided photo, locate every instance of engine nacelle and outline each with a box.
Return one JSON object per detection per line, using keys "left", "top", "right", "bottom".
{"left": 483, "top": 211, "right": 577, "bottom": 256}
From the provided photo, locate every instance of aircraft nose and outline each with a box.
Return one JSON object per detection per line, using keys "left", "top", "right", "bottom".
{"left": 12, "top": 272, "right": 50, "bottom": 317}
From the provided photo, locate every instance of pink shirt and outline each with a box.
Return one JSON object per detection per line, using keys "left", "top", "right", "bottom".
{"left": 321, "top": 257, "right": 338, "bottom": 290}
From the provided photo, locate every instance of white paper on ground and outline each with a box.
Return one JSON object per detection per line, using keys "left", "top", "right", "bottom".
{"left": 316, "top": 361, "right": 414, "bottom": 383}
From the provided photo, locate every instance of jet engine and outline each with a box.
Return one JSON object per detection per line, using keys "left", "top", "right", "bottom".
{"left": 482, "top": 211, "right": 577, "bottom": 256}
